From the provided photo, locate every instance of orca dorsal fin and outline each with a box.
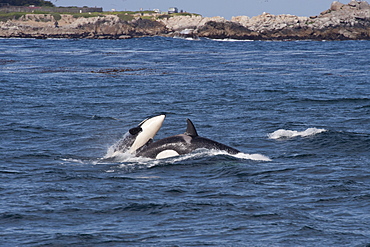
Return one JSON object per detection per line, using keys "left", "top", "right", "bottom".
{"left": 184, "top": 118, "right": 198, "bottom": 137}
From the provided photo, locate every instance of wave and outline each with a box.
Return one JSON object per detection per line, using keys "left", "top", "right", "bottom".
{"left": 268, "top": 128, "right": 327, "bottom": 139}
{"left": 299, "top": 97, "right": 370, "bottom": 104}
{"left": 235, "top": 152, "right": 271, "bottom": 161}
{"left": 173, "top": 36, "right": 200, "bottom": 41}
{"left": 58, "top": 145, "right": 271, "bottom": 172}
{"left": 105, "top": 140, "right": 270, "bottom": 161}
{"left": 210, "top": 38, "right": 254, "bottom": 42}
{"left": 101, "top": 147, "right": 271, "bottom": 171}
{"left": 163, "top": 149, "right": 271, "bottom": 162}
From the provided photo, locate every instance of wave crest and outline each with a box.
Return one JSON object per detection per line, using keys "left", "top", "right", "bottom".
{"left": 268, "top": 128, "right": 327, "bottom": 139}
{"left": 104, "top": 147, "right": 271, "bottom": 165}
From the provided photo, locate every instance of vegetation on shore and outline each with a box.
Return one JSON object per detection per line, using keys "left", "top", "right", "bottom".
{"left": 0, "top": 10, "right": 200, "bottom": 22}
{"left": 0, "top": 12, "right": 24, "bottom": 21}
{"left": 0, "top": 11, "right": 105, "bottom": 21}
{"left": 1, "top": 0, "right": 54, "bottom": 7}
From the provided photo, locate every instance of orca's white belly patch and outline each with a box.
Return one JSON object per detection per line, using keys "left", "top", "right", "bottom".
{"left": 156, "top": 150, "right": 179, "bottom": 159}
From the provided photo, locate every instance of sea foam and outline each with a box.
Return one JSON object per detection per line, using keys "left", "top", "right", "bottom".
{"left": 104, "top": 147, "right": 271, "bottom": 165}
{"left": 268, "top": 128, "right": 327, "bottom": 139}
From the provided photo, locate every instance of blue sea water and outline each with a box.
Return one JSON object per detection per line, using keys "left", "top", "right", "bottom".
{"left": 0, "top": 37, "right": 369, "bottom": 246}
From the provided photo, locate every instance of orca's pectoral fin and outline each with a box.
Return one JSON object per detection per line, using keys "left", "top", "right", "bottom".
{"left": 184, "top": 118, "right": 198, "bottom": 137}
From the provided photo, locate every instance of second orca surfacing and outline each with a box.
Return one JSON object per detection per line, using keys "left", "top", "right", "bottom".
{"left": 136, "top": 118, "right": 240, "bottom": 159}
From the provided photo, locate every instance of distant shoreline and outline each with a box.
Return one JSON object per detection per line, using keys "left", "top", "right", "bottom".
{"left": 1, "top": 1, "right": 369, "bottom": 41}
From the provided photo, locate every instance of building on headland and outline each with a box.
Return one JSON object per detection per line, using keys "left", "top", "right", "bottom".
{"left": 0, "top": 5, "right": 103, "bottom": 13}
{"left": 168, "top": 7, "right": 178, "bottom": 14}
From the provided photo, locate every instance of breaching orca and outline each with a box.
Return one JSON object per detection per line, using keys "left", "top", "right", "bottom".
{"left": 136, "top": 118, "right": 240, "bottom": 159}
{"left": 113, "top": 114, "right": 165, "bottom": 154}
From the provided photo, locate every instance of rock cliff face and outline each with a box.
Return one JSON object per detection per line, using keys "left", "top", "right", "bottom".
{"left": 197, "top": 0, "right": 370, "bottom": 40}
{"left": 0, "top": 1, "right": 369, "bottom": 40}
{"left": 0, "top": 14, "right": 167, "bottom": 39}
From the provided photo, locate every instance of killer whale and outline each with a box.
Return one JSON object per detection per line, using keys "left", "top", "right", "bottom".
{"left": 135, "top": 118, "right": 240, "bottom": 159}
{"left": 113, "top": 115, "right": 165, "bottom": 154}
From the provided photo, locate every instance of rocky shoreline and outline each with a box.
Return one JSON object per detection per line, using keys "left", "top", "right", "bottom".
{"left": 1, "top": 1, "right": 369, "bottom": 40}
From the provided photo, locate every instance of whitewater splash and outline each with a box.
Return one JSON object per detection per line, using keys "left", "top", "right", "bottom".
{"left": 104, "top": 145, "right": 271, "bottom": 164}
{"left": 164, "top": 149, "right": 271, "bottom": 162}
{"left": 268, "top": 127, "right": 327, "bottom": 139}
{"left": 211, "top": 38, "right": 254, "bottom": 42}
{"left": 59, "top": 145, "right": 270, "bottom": 171}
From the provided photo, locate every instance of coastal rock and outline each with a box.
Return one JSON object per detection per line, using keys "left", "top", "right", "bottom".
{"left": 132, "top": 18, "right": 168, "bottom": 36}
{"left": 218, "top": 0, "right": 370, "bottom": 40}
{"left": 359, "top": 1, "right": 370, "bottom": 9}
{"left": 158, "top": 15, "right": 227, "bottom": 38}
{"left": 330, "top": 1, "right": 345, "bottom": 11}
{"left": 159, "top": 15, "right": 202, "bottom": 30}
{"left": 232, "top": 13, "right": 308, "bottom": 31}
{"left": 197, "top": 21, "right": 259, "bottom": 40}
{"left": 65, "top": 15, "right": 120, "bottom": 29}
{"left": 159, "top": 15, "right": 226, "bottom": 31}
{"left": 0, "top": 14, "right": 167, "bottom": 39}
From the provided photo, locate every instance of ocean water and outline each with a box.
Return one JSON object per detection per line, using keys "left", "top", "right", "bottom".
{"left": 0, "top": 37, "right": 369, "bottom": 246}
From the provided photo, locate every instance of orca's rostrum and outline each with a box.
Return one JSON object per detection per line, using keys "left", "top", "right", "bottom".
{"left": 114, "top": 115, "right": 240, "bottom": 159}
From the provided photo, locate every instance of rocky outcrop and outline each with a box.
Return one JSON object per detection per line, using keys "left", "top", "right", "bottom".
{"left": 158, "top": 15, "right": 227, "bottom": 30}
{"left": 0, "top": 0, "right": 369, "bottom": 40}
{"left": 0, "top": 14, "right": 168, "bottom": 39}
{"left": 209, "top": 0, "right": 370, "bottom": 40}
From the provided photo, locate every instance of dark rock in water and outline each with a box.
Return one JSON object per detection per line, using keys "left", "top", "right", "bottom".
{"left": 131, "top": 18, "right": 168, "bottom": 36}
{"left": 197, "top": 21, "right": 259, "bottom": 40}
